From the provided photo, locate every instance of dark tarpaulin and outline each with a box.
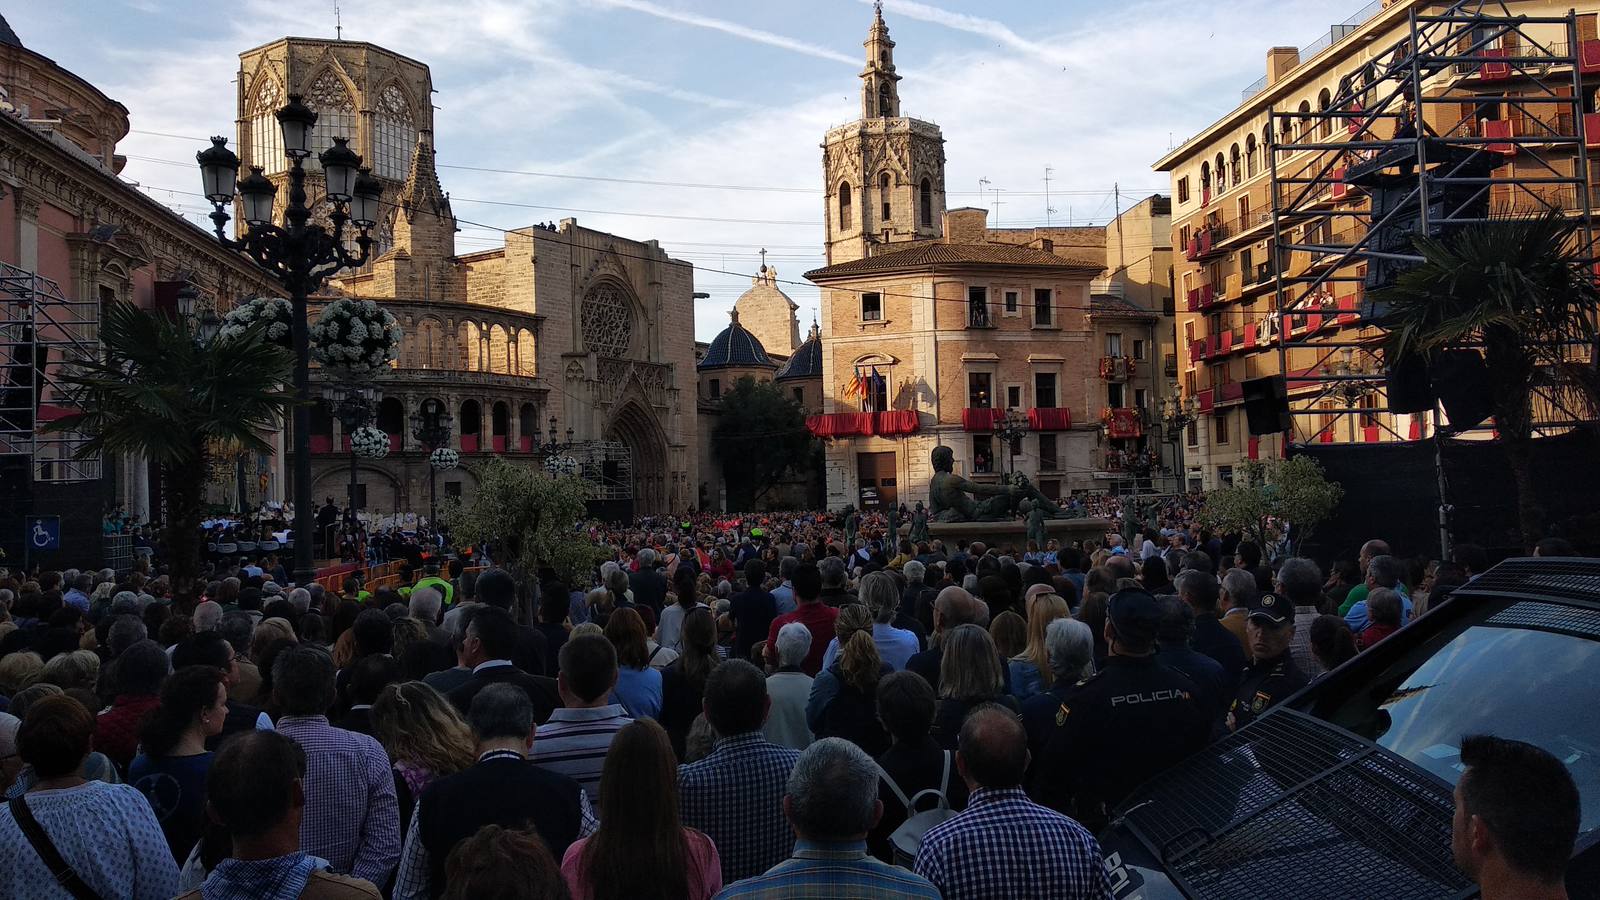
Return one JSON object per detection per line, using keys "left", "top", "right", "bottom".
{"left": 1292, "top": 429, "right": 1600, "bottom": 565}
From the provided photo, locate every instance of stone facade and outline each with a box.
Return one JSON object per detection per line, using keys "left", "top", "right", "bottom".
{"left": 270, "top": 39, "right": 697, "bottom": 518}
{"left": 732, "top": 263, "right": 800, "bottom": 354}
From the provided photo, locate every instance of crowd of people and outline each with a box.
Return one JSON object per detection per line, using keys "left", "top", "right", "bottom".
{"left": 0, "top": 500, "right": 1584, "bottom": 899}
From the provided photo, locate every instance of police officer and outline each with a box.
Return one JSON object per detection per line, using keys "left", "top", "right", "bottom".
{"left": 1028, "top": 587, "right": 1211, "bottom": 829}
{"left": 1228, "top": 592, "right": 1310, "bottom": 731}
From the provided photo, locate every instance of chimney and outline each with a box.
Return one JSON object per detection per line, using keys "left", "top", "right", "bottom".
{"left": 1267, "top": 47, "right": 1300, "bottom": 86}
{"left": 1031, "top": 237, "right": 1055, "bottom": 254}
{"left": 942, "top": 207, "right": 989, "bottom": 244}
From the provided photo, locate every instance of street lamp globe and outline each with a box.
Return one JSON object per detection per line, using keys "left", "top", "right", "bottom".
{"left": 350, "top": 168, "right": 382, "bottom": 229}
{"left": 319, "top": 137, "right": 362, "bottom": 202}
{"left": 237, "top": 167, "right": 277, "bottom": 228}
{"left": 196, "top": 137, "right": 240, "bottom": 204}
{"left": 275, "top": 94, "right": 317, "bottom": 159}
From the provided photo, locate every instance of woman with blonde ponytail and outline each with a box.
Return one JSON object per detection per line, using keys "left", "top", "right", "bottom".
{"left": 804, "top": 604, "right": 890, "bottom": 755}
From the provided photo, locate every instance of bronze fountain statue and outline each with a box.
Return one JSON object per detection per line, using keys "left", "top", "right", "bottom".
{"left": 927, "top": 445, "right": 1083, "bottom": 523}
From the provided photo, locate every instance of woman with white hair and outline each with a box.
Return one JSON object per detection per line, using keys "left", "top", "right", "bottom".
{"left": 760, "top": 622, "right": 815, "bottom": 751}
{"left": 1019, "top": 618, "right": 1096, "bottom": 756}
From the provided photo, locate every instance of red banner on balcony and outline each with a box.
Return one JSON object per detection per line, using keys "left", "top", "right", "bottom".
{"left": 806, "top": 412, "right": 872, "bottom": 438}
{"left": 1408, "top": 418, "right": 1423, "bottom": 441}
{"left": 1479, "top": 47, "right": 1510, "bottom": 81}
{"left": 519, "top": 435, "right": 534, "bottom": 452}
{"left": 1027, "top": 407, "right": 1073, "bottom": 431}
{"left": 492, "top": 436, "right": 507, "bottom": 453}
{"left": 1104, "top": 408, "right": 1142, "bottom": 439}
{"left": 962, "top": 408, "right": 1005, "bottom": 432}
{"left": 1484, "top": 118, "right": 1516, "bottom": 156}
{"left": 1197, "top": 392, "right": 1214, "bottom": 414}
{"left": 1583, "top": 39, "right": 1600, "bottom": 74}
{"left": 1363, "top": 425, "right": 1381, "bottom": 443}
{"left": 389, "top": 435, "right": 403, "bottom": 452}
{"left": 1244, "top": 326, "right": 1257, "bottom": 349}
{"left": 460, "top": 435, "right": 480, "bottom": 453}
{"left": 1248, "top": 436, "right": 1259, "bottom": 460}
{"left": 1332, "top": 166, "right": 1347, "bottom": 200}
{"left": 310, "top": 435, "right": 333, "bottom": 454}
{"left": 1586, "top": 112, "right": 1600, "bottom": 149}
{"left": 873, "top": 409, "right": 920, "bottom": 435}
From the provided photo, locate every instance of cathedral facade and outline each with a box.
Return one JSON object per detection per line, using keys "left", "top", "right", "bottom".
{"left": 237, "top": 38, "right": 697, "bottom": 518}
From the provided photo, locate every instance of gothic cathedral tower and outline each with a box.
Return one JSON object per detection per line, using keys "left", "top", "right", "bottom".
{"left": 821, "top": 4, "right": 946, "bottom": 266}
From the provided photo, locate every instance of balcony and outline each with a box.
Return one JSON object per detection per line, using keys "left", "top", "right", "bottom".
{"left": 1185, "top": 283, "right": 1216, "bottom": 312}
{"left": 1163, "top": 353, "right": 1178, "bottom": 378}
{"left": 1100, "top": 407, "right": 1144, "bottom": 439}
{"left": 1099, "top": 356, "right": 1136, "bottom": 381}
{"left": 1212, "top": 381, "right": 1245, "bottom": 406}
{"left": 1185, "top": 226, "right": 1224, "bottom": 262}
{"left": 1038, "top": 456, "right": 1063, "bottom": 473}
{"left": 967, "top": 305, "right": 994, "bottom": 329}
{"left": 961, "top": 407, "right": 1004, "bottom": 431}
{"left": 1027, "top": 407, "right": 1073, "bottom": 431}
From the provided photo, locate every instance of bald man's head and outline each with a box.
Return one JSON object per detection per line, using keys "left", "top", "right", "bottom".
{"left": 933, "top": 586, "right": 981, "bottom": 633}
{"left": 958, "top": 703, "right": 1029, "bottom": 789}
{"left": 1360, "top": 540, "right": 1391, "bottom": 568}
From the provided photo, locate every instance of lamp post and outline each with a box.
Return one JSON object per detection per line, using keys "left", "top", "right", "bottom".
{"left": 410, "top": 398, "right": 454, "bottom": 526}
{"left": 533, "top": 415, "right": 578, "bottom": 477}
{"left": 1327, "top": 347, "right": 1375, "bottom": 442}
{"left": 1161, "top": 386, "right": 1198, "bottom": 493}
{"left": 323, "top": 380, "right": 379, "bottom": 523}
{"left": 197, "top": 94, "right": 383, "bottom": 587}
{"left": 992, "top": 408, "right": 1028, "bottom": 480}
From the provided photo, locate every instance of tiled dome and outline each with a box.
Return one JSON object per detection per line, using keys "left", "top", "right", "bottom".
{"left": 775, "top": 321, "right": 822, "bottom": 381}
{"left": 697, "top": 308, "right": 776, "bottom": 371}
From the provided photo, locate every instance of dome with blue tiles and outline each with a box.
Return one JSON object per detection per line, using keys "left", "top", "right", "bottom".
{"left": 775, "top": 321, "right": 822, "bottom": 381}
{"left": 697, "top": 308, "right": 777, "bottom": 371}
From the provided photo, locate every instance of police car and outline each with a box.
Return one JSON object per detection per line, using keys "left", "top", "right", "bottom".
{"left": 1097, "top": 557, "right": 1600, "bottom": 900}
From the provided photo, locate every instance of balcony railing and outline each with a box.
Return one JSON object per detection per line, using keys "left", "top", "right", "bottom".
{"left": 1099, "top": 356, "right": 1136, "bottom": 381}
{"left": 968, "top": 306, "right": 994, "bottom": 329}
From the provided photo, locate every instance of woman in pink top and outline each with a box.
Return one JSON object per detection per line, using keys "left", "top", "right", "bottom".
{"left": 561, "top": 719, "right": 722, "bottom": 900}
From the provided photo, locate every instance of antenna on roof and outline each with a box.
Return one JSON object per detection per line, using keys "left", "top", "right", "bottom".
{"left": 1044, "top": 165, "right": 1056, "bottom": 226}
{"left": 334, "top": 1, "right": 343, "bottom": 39}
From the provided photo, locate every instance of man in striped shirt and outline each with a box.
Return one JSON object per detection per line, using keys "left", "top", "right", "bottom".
{"left": 530, "top": 634, "right": 631, "bottom": 802}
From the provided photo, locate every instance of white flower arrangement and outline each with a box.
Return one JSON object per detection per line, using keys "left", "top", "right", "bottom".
{"left": 430, "top": 447, "right": 460, "bottom": 471}
{"left": 312, "top": 298, "right": 401, "bottom": 375}
{"left": 543, "top": 453, "right": 579, "bottom": 476}
{"left": 220, "top": 296, "right": 295, "bottom": 348}
{"left": 350, "top": 425, "right": 390, "bottom": 459}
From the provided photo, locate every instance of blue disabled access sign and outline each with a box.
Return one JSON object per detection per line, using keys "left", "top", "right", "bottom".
{"left": 26, "top": 516, "right": 60, "bottom": 552}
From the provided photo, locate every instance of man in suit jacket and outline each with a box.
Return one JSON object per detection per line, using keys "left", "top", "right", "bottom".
{"left": 446, "top": 606, "right": 561, "bottom": 725}
{"left": 475, "top": 569, "right": 548, "bottom": 676}
{"left": 392, "top": 684, "right": 595, "bottom": 900}
{"left": 628, "top": 547, "right": 669, "bottom": 615}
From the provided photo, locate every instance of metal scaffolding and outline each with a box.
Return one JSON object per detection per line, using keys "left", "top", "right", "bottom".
{"left": 571, "top": 439, "right": 633, "bottom": 501}
{"left": 1266, "top": 0, "right": 1598, "bottom": 443}
{"left": 0, "top": 261, "right": 100, "bottom": 482}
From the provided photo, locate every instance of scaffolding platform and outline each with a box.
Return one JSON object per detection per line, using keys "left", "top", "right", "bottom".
{"left": 0, "top": 261, "right": 100, "bottom": 482}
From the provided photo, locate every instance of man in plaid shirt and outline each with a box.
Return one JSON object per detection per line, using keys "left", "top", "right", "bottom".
{"left": 914, "top": 704, "right": 1112, "bottom": 899}
{"left": 679, "top": 660, "right": 801, "bottom": 884}
{"left": 272, "top": 645, "right": 401, "bottom": 888}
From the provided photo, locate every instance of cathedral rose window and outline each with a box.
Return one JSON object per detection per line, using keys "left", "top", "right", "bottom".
{"left": 582, "top": 283, "right": 633, "bottom": 358}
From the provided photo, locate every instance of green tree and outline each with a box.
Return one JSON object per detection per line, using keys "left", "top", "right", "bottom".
{"left": 1200, "top": 456, "right": 1343, "bottom": 556}
{"left": 711, "top": 376, "right": 816, "bottom": 510}
{"left": 50, "top": 300, "right": 294, "bottom": 601}
{"left": 439, "top": 456, "right": 608, "bottom": 620}
{"left": 1372, "top": 210, "right": 1600, "bottom": 550}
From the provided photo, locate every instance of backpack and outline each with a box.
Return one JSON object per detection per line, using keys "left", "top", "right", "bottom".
{"left": 876, "top": 751, "right": 958, "bottom": 869}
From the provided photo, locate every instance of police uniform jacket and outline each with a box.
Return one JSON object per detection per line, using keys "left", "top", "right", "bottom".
{"left": 1229, "top": 651, "right": 1310, "bottom": 731}
{"left": 1028, "top": 654, "right": 1211, "bottom": 826}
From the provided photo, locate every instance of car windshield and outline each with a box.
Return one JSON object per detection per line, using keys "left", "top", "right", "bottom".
{"left": 1369, "top": 623, "right": 1600, "bottom": 832}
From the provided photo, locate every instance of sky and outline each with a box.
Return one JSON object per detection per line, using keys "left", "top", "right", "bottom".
{"left": 13, "top": 0, "right": 1358, "bottom": 340}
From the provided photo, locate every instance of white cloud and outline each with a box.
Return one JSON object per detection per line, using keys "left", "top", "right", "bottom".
{"left": 591, "top": 0, "right": 858, "bottom": 65}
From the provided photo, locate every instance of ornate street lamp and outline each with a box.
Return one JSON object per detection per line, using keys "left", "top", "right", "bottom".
{"left": 197, "top": 94, "right": 384, "bottom": 586}
{"left": 323, "top": 380, "right": 380, "bottom": 522}
{"left": 1161, "top": 386, "right": 1199, "bottom": 493}
{"left": 534, "top": 415, "right": 579, "bottom": 477}
{"left": 992, "top": 408, "right": 1028, "bottom": 479}
{"left": 410, "top": 398, "right": 454, "bottom": 526}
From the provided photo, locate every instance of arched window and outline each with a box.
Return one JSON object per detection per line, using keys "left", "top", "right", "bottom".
{"left": 377, "top": 397, "right": 405, "bottom": 441}
{"left": 491, "top": 402, "right": 510, "bottom": 452}
{"left": 879, "top": 172, "right": 892, "bottom": 223}
{"left": 1200, "top": 161, "right": 1211, "bottom": 189}
{"left": 1296, "top": 100, "right": 1312, "bottom": 141}
{"left": 248, "top": 76, "right": 286, "bottom": 176}
{"left": 517, "top": 327, "right": 537, "bottom": 375}
{"left": 1246, "top": 134, "right": 1258, "bottom": 177}
{"left": 878, "top": 82, "right": 891, "bottom": 117}
{"left": 459, "top": 400, "right": 481, "bottom": 450}
{"left": 1263, "top": 123, "right": 1274, "bottom": 149}
{"left": 839, "top": 181, "right": 853, "bottom": 229}
{"left": 1214, "top": 153, "right": 1226, "bottom": 189}
{"left": 1317, "top": 88, "right": 1333, "bottom": 138}
{"left": 418, "top": 319, "right": 438, "bottom": 369}
{"left": 1229, "top": 143, "right": 1242, "bottom": 186}
{"left": 373, "top": 84, "right": 416, "bottom": 180}
{"left": 919, "top": 178, "right": 933, "bottom": 228}
{"left": 462, "top": 321, "right": 481, "bottom": 370}
{"left": 489, "top": 324, "right": 510, "bottom": 374}
{"left": 519, "top": 403, "right": 538, "bottom": 451}
{"left": 305, "top": 71, "right": 356, "bottom": 173}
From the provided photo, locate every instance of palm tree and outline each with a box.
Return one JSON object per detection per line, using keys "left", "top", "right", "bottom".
{"left": 49, "top": 300, "right": 294, "bottom": 601}
{"left": 1374, "top": 209, "right": 1600, "bottom": 550}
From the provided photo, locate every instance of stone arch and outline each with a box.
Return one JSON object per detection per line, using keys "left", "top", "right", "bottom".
{"left": 491, "top": 401, "right": 510, "bottom": 453}
{"left": 459, "top": 399, "right": 482, "bottom": 451}
{"left": 461, "top": 321, "right": 481, "bottom": 370}
{"left": 838, "top": 180, "right": 853, "bottom": 230}
{"left": 605, "top": 398, "right": 669, "bottom": 515}
{"left": 312, "top": 464, "right": 403, "bottom": 514}
{"left": 489, "top": 324, "right": 510, "bottom": 374}
{"left": 377, "top": 397, "right": 405, "bottom": 444}
{"left": 518, "top": 402, "right": 539, "bottom": 451}
{"left": 517, "top": 327, "right": 537, "bottom": 375}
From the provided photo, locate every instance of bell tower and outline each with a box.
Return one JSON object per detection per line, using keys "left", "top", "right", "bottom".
{"left": 821, "top": 4, "right": 946, "bottom": 266}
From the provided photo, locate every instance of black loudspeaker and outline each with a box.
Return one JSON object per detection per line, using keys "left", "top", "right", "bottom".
{"left": 1242, "top": 375, "right": 1291, "bottom": 436}
{"left": 1386, "top": 352, "right": 1435, "bottom": 414}
{"left": 1431, "top": 349, "right": 1493, "bottom": 430}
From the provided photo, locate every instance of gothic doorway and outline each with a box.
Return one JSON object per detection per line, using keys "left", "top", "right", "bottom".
{"left": 605, "top": 400, "right": 669, "bottom": 514}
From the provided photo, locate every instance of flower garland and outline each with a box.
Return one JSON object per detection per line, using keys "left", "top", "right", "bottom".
{"left": 220, "top": 296, "right": 294, "bottom": 348}
{"left": 430, "top": 447, "right": 460, "bottom": 471}
{"left": 312, "top": 299, "right": 401, "bottom": 375}
{"left": 543, "top": 453, "right": 579, "bottom": 476}
{"left": 350, "top": 425, "right": 390, "bottom": 459}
